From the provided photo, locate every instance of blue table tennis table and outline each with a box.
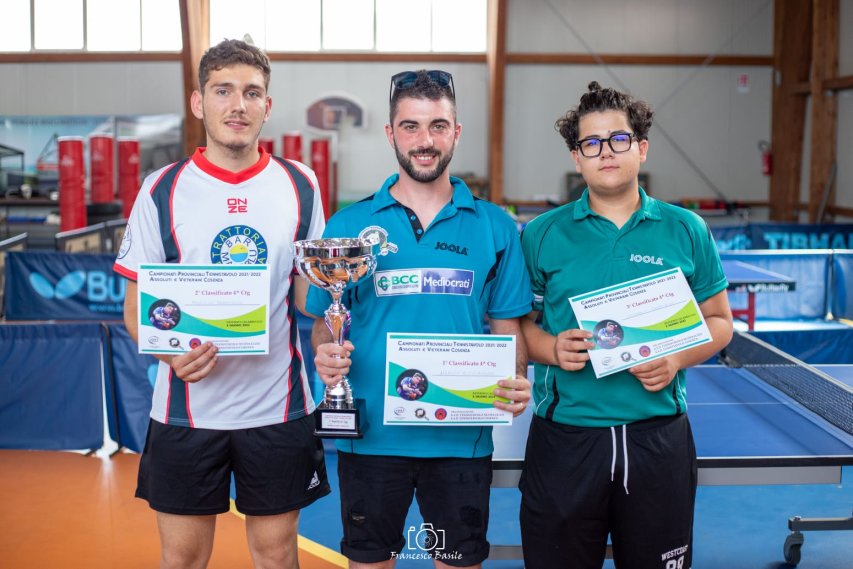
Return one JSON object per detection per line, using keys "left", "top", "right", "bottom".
{"left": 722, "top": 259, "right": 796, "bottom": 330}
{"left": 490, "top": 359, "right": 853, "bottom": 562}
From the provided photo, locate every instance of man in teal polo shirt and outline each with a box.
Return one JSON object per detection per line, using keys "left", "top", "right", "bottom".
{"left": 519, "top": 81, "right": 733, "bottom": 569}
{"left": 306, "top": 69, "right": 532, "bottom": 568}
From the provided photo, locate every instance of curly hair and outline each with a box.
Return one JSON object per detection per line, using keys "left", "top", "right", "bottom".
{"left": 198, "top": 39, "right": 271, "bottom": 92}
{"left": 389, "top": 70, "right": 456, "bottom": 123}
{"left": 555, "top": 81, "right": 654, "bottom": 150}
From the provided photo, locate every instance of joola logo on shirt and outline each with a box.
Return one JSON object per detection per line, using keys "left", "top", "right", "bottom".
{"left": 629, "top": 253, "right": 663, "bottom": 266}
{"left": 227, "top": 197, "right": 248, "bottom": 213}
{"left": 374, "top": 269, "right": 474, "bottom": 297}
{"left": 434, "top": 241, "right": 468, "bottom": 256}
{"left": 210, "top": 225, "right": 268, "bottom": 264}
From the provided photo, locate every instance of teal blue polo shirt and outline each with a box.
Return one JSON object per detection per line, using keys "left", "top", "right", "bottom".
{"left": 520, "top": 188, "right": 727, "bottom": 427}
{"left": 305, "top": 174, "right": 532, "bottom": 457}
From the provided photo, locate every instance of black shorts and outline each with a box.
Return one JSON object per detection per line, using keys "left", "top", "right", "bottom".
{"left": 520, "top": 413, "right": 697, "bottom": 569}
{"left": 136, "top": 415, "right": 330, "bottom": 516}
{"left": 337, "top": 451, "right": 492, "bottom": 567}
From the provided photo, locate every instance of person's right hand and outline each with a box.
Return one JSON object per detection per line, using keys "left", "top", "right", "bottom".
{"left": 315, "top": 341, "right": 354, "bottom": 386}
{"left": 553, "top": 329, "right": 593, "bottom": 371}
{"left": 166, "top": 342, "right": 219, "bottom": 383}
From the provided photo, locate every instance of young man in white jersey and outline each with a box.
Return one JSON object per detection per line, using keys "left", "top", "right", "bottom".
{"left": 114, "top": 39, "right": 329, "bottom": 569}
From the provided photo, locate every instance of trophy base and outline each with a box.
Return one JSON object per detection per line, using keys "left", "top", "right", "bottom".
{"left": 313, "top": 398, "right": 366, "bottom": 439}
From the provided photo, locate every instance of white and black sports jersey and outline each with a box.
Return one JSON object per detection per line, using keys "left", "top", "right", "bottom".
{"left": 115, "top": 147, "right": 324, "bottom": 429}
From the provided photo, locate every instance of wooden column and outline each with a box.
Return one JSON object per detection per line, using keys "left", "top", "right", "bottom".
{"left": 807, "top": 0, "right": 838, "bottom": 223}
{"left": 487, "top": 0, "right": 507, "bottom": 204}
{"left": 179, "top": 0, "right": 210, "bottom": 157}
{"left": 769, "top": 0, "right": 812, "bottom": 221}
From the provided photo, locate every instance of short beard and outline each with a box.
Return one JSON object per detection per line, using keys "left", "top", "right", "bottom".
{"left": 394, "top": 142, "right": 454, "bottom": 184}
{"left": 202, "top": 116, "right": 256, "bottom": 157}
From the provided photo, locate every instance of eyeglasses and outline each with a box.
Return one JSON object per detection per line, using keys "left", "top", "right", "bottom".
{"left": 576, "top": 132, "right": 636, "bottom": 157}
{"left": 389, "top": 70, "right": 455, "bottom": 102}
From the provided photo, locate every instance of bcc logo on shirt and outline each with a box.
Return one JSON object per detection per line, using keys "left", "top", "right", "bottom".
{"left": 374, "top": 269, "right": 474, "bottom": 297}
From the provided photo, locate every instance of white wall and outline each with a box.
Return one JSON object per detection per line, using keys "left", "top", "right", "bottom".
{"left": 503, "top": 0, "right": 773, "bottom": 204}
{"left": 263, "top": 61, "right": 488, "bottom": 199}
{"left": 0, "top": 62, "right": 183, "bottom": 115}
{"left": 1, "top": 0, "right": 849, "bottom": 211}
{"left": 507, "top": 0, "right": 772, "bottom": 55}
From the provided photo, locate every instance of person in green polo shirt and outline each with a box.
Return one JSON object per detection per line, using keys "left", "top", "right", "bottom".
{"left": 519, "top": 81, "right": 734, "bottom": 569}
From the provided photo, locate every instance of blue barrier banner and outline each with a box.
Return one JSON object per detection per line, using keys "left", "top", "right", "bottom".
{"left": 719, "top": 251, "right": 830, "bottom": 320}
{"left": 753, "top": 223, "right": 853, "bottom": 250}
{"left": 711, "top": 225, "right": 752, "bottom": 251}
{"left": 712, "top": 223, "right": 853, "bottom": 250}
{"left": 3, "top": 251, "right": 125, "bottom": 320}
{"left": 0, "top": 323, "right": 104, "bottom": 450}
{"left": 753, "top": 327, "right": 853, "bottom": 364}
{"left": 831, "top": 252, "right": 853, "bottom": 320}
{"left": 105, "top": 323, "right": 155, "bottom": 453}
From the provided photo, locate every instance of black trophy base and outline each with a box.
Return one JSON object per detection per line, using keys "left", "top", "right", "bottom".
{"left": 314, "top": 398, "right": 366, "bottom": 438}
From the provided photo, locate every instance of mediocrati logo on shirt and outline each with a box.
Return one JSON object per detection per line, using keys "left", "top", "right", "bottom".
{"left": 374, "top": 268, "right": 474, "bottom": 296}
{"left": 210, "top": 225, "right": 268, "bottom": 264}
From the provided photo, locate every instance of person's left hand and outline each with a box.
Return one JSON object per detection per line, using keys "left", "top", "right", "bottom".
{"left": 493, "top": 375, "right": 532, "bottom": 417}
{"left": 629, "top": 356, "right": 680, "bottom": 392}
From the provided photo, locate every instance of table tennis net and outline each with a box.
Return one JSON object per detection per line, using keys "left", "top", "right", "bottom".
{"left": 721, "top": 332, "right": 853, "bottom": 435}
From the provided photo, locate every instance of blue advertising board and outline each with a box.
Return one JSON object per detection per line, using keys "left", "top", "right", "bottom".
{"left": 712, "top": 223, "right": 853, "bottom": 251}
{"left": 3, "top": 251, "right": 125, "bottom": 320}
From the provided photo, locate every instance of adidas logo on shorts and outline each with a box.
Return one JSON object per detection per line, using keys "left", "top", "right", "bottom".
{"left": 307, "top": 471, "right": 320, "bottom": 490}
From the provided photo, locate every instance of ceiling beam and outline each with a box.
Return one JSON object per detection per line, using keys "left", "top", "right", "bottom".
{"left": 768, "top": 0, "right": 812, "bottom": 221}
{"left": 179, "top": 0, "right": 209, "bottom": 158}
{"left": 505, "top": 53, "right": 772, "bottom": 66}
{"left": 807, "top": 0, "right": 839, "bottom": 223}
{"left": 824, "top": 74, "right": 853, "bottom": 91}
{"left": 487, "top": 0, "right": 508, "bottom": 205}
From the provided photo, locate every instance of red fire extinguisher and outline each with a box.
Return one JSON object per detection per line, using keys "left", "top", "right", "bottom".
{"left": 758, "top": 140, "right": 772, "bottom": 176}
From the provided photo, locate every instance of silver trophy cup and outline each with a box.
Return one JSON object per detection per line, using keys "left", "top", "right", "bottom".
{"left": 293, "top": 237, "right": 379, "bottom": 438}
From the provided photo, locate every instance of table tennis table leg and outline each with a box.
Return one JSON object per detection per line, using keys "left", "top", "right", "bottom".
{"left": 746, "top": 292, "right": 755, "bottom": 330}
{"left": 728, "top": 293, "right": 756, "bottom": 331}
{"left": 783, "top": 510, "right": 853, "bottom": 566}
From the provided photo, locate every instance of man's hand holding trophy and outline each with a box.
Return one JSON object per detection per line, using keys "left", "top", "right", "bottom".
{"left": 293, "top": 237, "right": 379, "bottom": 437}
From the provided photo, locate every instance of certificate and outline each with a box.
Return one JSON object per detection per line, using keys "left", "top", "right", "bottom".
{"left": 568, "top": 268, "right": 712, "bottom": 378}
{"left": 384, "top": 333, "right": 516, "bottom": 426}
{"left": 137, "top": 264, "right": 271, "bottom": 355}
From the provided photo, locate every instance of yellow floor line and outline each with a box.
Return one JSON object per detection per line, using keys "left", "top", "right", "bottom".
{"left": 229, "top": 500, "right": 348, "bottom": 567}
{"left": 839, "top": 318, "right": 853, "bottom": 327}
{"left": 297, "top": 536, "right": 349, "bottom": 566}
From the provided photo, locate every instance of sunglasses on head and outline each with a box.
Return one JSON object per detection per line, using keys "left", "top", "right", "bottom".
{"left": 389, "top": 70, "right": 455, "bottom": 102}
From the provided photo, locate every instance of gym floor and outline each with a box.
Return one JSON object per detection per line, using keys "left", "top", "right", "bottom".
{"left": 2, "top": 448, "right": 850, "bottom": 569}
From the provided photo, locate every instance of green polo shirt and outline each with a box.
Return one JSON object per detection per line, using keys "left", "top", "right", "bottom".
{"left": 520, "top": 188, "right": 727, "bottom": 427}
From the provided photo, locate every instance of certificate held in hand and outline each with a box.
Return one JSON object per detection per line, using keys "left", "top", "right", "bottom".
{"left": 568, "top": 268, "right": 712, "bottom": 378}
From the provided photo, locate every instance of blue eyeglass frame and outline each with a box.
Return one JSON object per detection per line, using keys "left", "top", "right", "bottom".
{"left": 389, "top": 70, "right": 455, "bottom": 102}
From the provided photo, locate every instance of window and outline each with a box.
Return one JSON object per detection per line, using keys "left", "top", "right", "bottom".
{"left": 0, "top": 0, "right": 31, "bottom": 52}
{"left": 0, "top": 0, "right": 182, "bottom": 52}
{"left": 35, "top": 0, "right": 84, "bottom": 50}
{"left": 87, "top": 0, "right": 141, "bottom": 52}
{"left": 1, "top": 0, "right": 485, "bottom": 54}
{"left": 264, "top": 0, "right": 321, "bottom": 51}
{"left": 209, "top": 0, "right": 487, "bottom": 52}
{"left": 141, "top": 0, "right": 182, "bottom": 51}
